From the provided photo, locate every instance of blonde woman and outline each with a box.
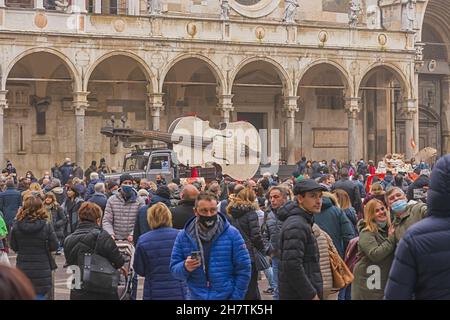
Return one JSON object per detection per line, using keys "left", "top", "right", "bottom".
{"left": 133, "top": 202, "right": 187, "bottom": 300}
{"left": 333, "top": 189, "right": 358, "bottom": 235}
{"left": 22, "top": 182, "right": 45, "bottom": 201}
{"left": 227, "top": 187, "right": 264, "bottom": 300}
{"left": 351, "top": 199, "right": 396, "bottom": 300}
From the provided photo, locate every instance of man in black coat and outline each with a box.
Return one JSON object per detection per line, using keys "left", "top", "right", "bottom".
{"left": 171, "top": 184, "right": 199, "bottom": 229}
{"left": 278, "top": 179, "right": 326, "bottom": 300}
{"left": 332, "top": 168, "right": 362, "bottom": 214}
{"left": 406, "top": 169, "right": 430, "bottom": 202}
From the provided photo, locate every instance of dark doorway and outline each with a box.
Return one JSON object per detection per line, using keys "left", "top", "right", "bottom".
{"left": 237, "top": 112, "right": 266, "bottom": 131}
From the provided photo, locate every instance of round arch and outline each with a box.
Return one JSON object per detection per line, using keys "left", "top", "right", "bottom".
{"left": 357, "top": 62, "right": 410, "bottom": 98}
{"left": 84, "top": 50, "right": 156, "bottom": 92}
{"left": 160, "top": 53, "right": 226, "bottom": 94}
{"left": 230, "top": 56, "right": 293, "bottom": 96}
{"left": 296, "top": 60, "right": 353, "bottom": 97}
{"left": 3, "top": 47, "right": 81, "bottom": 91}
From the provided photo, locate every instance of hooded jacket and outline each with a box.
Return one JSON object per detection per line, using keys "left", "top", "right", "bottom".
{"left": 103, "top": 189, "right": 145, "bottom": 240}
{"left": 227, "top": 200, "right": 264, "bottom": 264}
{"left": 10, "top": 218, "right": 58, "bottom": 296}
{"left": 277, "top": 200, "right": 323, "bottom": 300}
{"left": 385, "top": 155, "right": 450, "bottom": 300}
{"left": 351, "top": 220, "right": 395, "bottom": 300}
{"left": 314, "top": 194, "right": 355, "bottom": 257}
{"left": 170, "top": 213, "right": 251, "bottom": 300}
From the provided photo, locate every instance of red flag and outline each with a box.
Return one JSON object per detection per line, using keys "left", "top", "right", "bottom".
{"left": 410, "top": 138, "right": 417, "bottom": 150}
{"left": 191, "top": 167, "right": 199, "bottom": 178}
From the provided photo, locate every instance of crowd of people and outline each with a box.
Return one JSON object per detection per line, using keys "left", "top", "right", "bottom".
{"left": 0, "top": 153, "right": 449, "bottom": 300}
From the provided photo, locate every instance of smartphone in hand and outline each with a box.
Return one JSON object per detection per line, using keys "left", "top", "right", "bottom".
{"left": 191, "top": 251, "right": 201, "bottom": 261}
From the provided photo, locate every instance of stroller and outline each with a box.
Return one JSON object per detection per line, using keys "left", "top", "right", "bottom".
{"left": 115, "top": 240, "right": 136, "bottom": 300}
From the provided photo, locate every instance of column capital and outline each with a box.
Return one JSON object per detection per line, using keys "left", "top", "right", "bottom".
{"left": 147, "top": 92, "right": 165, "bottom": 114}
{"left": 344, "top": 97, "right": 361, "bottom": 118}
{"left": 283, "top": 96, "right": 299, "bottom": 118}
{"left": 73, "top": 91, "right": 89, "bottom": 114}
{"left": 216, "top": 94, "right": 234, "bottom": 112}
{"left": 217, "top": 94, "right": 234, "bottom": 123}
{"left": 0, "top": 90, "right": 8, "bottom": 115}
{"left": 402, "top": 98, "right": 417, "bottom": 118}
{"left": 442, "top": 75, "right": 450, "bottom": 85}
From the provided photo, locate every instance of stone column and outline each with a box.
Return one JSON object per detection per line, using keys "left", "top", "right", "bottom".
{"left": 0, "top": 91, "right": 7, "bottom": 168}
{"left": 0, "top": 0, "right": 6, "bottom": 8}
{"left": 345, "top": 97, "right": 361, "bottom": 163}
{"left": 216, "top": 94, "right": 234, "bottom": 124}
{"left": 73, "top": 0, "right": 87, "bottom": 13}
{"left": 94, "top": 0, "right": 102, "bottom": 13}
{"left": 147, "top": 93, "right": 165, "bottom": 131}
{"left": 441, "top": 76, "right": 450, "bottom": 154}
{"left": 34, "top": 0, "right": 44, "bottom": 9}
{"left": 128, "top": 0, "right": 140, "bottom": 15}
{"left": 284, "top": 96, "right": 299, "bottom": 165}
{"left": 403, "top": 98, "right": 417, "bottom": 160}
{"left": 73, "top": 92, "right": 89, "bottom": 169}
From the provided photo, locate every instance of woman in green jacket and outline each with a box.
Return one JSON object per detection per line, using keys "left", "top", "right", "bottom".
{"left": 352, "top": 199, "right": 396, "bottom": 300}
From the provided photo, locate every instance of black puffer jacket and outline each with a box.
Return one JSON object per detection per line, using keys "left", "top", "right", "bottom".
{"left": 227, "top": 201, "right": 264, "bottom": 263}
{"left": 10, "top": 218, "right": 58, "bottom": 296}
{"left": 406, "top": 174, "right": 429, "bottom": 201}
{"left": 332, "top": 179, "right": 362, "bottom": 214}
{"left": 46, "top": 205, "right": 66, "bottom": 240}
{"left": 170, "top": 199, "right": 196, "bottom": 230}
{"left": 278, "top": 201, "right": 323, "bottom": 300}
{"left": 63, "top": 221, "right": 125, "bottom": 300}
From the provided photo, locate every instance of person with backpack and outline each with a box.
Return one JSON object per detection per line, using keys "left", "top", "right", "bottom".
{"left": 351, "top": 199, "right": 396, "bottom": 300}
{"left": 64, "top": 202, "right": 125, "bottom": 300}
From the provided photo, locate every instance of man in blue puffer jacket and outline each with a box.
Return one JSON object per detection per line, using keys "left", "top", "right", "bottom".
{"left": 384, "top": 154, "right": 450, "bottom": 300}
{"left": 170, "top": 192, "right": 251, "bottom": 300}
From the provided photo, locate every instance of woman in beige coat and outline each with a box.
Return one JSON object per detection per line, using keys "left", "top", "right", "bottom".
{"left": 312, "top": 224, "right": 339, "bottom": 300}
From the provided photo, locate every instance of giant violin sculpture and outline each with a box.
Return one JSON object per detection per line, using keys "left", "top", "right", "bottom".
{"left": 101, "top": 116, "right": 261, "bottom": 181}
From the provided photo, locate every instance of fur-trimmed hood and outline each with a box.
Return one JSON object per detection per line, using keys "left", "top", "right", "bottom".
{"left": 321, "top": 191, "right": 339, "bottom": 210}
{"left": 227, "top": 199, "right": 259, "bottom": 219}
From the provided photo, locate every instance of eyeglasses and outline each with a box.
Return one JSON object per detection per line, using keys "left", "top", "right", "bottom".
{"left": 375, "top": 207, "right": 386, "bottom": 213}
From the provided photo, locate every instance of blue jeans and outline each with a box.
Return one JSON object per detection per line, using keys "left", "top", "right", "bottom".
{"left": 272, "top": 257, "right": 279, "bottom": 300}
{"left": 263, "top": 267, "right": 275, "bottom": 290}
{"left": 130, "top": 273, "right": 138, "bottom": 300}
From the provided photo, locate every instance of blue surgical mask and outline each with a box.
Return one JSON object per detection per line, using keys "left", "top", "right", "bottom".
{"left": 122, "top": 185, "right": 133, "bottom": 195}
{"left": 391, "top": 199, "right": 408, "bottom": 214}
{"left": 376, "top": 221, "right": 387, "bottom": 229}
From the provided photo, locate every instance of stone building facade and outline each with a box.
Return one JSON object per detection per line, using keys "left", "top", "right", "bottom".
{"left": 0, "top": 0, "right": 448, "bottom": 176}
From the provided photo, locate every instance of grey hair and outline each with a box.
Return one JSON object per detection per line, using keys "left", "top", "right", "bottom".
{"left": 94, "top": 182, "right": 105, "bottom": 193}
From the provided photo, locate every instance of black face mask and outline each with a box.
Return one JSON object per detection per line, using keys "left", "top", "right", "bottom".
{"left": 198, "top": 215, "right": 218, "bottom": 229}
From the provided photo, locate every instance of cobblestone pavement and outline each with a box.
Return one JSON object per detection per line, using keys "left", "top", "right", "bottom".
{"left": 8, "top": 252, "right": 274, "bottom": 300}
